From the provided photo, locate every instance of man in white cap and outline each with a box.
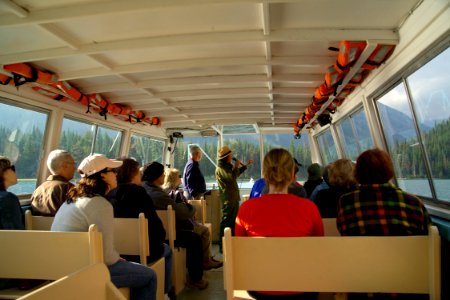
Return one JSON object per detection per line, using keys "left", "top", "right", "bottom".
{"left": 215, "top": 146, "right": 253, "bottom": 250}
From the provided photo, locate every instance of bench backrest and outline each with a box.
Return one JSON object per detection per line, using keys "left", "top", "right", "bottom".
{"left": 24, "top": 210, "right": 54, "bottom": 230}
{"left": 17, "top": 263, "right": 125, "bottom": 300}
{"left": 156, "top": 205, "right": 177, "bottom": 250}
{"left": 223, "top": 226, "right": 441, "bottom": 300}
{"left": 0, "top": 224, "right": 103, "bottom": 280}
{"left": 322, "top": 218, "right": 339, "bottom": 236}
{"left": 113, "top": 213, "right": 149, "bottom": 265}
{"left": 112, "top": 213, "right": 166, "bottom": 300}
{"left": 187, "top": 199, "right": 207, "bottom": 224}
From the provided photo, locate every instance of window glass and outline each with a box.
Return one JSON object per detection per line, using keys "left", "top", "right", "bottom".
{"left": 376, "top": 83, "right": 432, "bottom": 198}
{"left": 316, "top": 129, "right": 338, "bottom": 165}
{"left": 93, "top": 126, "right": 122, "bottom": 159}
{"left": 0, "top": 101, "right": 48, "bottom": 195}
{"left": 338, "top": 118, "right": 358, "bottom": 160}
{"left": 353, "top": 109, "right": 374, "bottom": 153}
{"left": 337, "top": 109, "right": 374, "bottom": 161}
{"left": 222, "top": 134, "right": 261, "bottom": 190}
{"left": 59, "top": 118, "right": 94, "bottom": 181}
{"left": 129, "top": 134, "right": 164, "bottom": 166}
{"left": 262, "top": 133, "right": 312, "bottom": 182}
{"left": 407, "top": 47, "right": 450, "bottom": 201}
{"left": 173, "top": 136, "right": 218, "bottom": 188}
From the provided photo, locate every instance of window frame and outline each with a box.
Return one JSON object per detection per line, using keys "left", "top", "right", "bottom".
{"left": 0, "top": 97, "right": 52, "bottom": 198}
{"left": 336, "top": 106, "right": 375, "bottom": 160}
{"left": 371, "top": 37, "right": 450, "bottom": 208}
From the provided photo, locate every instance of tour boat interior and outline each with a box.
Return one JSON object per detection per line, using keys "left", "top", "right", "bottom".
{"left": 0, "top": 0, "right": 436, "bottom": 137}
{"left": 1, "top": 1, "right": 449, "bottom": 299}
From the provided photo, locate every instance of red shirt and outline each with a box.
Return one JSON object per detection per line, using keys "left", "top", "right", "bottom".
{"left": 235, "top": 193, "right": 324, "bottom": 237}
{"left": 235, "top": 194, "right": 324, "bottom": 296}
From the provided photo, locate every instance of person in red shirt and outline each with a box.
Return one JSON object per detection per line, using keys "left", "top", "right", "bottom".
{"left": 235, "top": 148, "right": 324, "bottom": 300}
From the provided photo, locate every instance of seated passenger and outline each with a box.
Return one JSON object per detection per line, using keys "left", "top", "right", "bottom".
{"left": 235, "top": 148, "right": 324, "bottom": 300}
{"left": 309, "top": 163, "right": 331, "bottom": 202}
{"left": 337, "top": 148, "right": 430, "bottom": 236}
{"left": 51, "top": 154, "right": 157, "bottom": 300}
{"left": 303, "top": 163, "right": 323, "bottom": 197}
{"left": 31, "top": 150, "right": 75, "bottom": 216}
{"left": 251, "top": 158, "right": 306, "bottom": 200}
{"left": 315, "top": 159, "right": 357, "bottom": 218}
{"left": 142, "top": 161, "right": 209, "bottom": 290}
{"left": 261, "top": 158, "right": 307, "bottom": 198}
{"left": 107, "top": 158, "right": 173, "bottom": 298}
{"left": 0, "top": 156, "right": 23, "bottom": 230}
{"left": 248, "top": 177, "right": 266, "bottom": 199}
{"left": 162, "top": 168, "right": 222, "bottom": 270}
{"left": 0, "top": 156, "right": 23, "bottom": 290}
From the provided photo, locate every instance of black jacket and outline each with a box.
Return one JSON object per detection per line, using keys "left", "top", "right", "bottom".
{"left": 107, "top": 183, "right": 166, "bottom": 263}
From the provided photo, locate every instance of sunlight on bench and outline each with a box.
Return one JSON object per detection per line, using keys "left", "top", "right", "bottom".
{"left": 223, "top": 226, "right": 441, "bottom": 300}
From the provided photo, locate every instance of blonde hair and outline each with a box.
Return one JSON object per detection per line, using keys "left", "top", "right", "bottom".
{"left": 328, "top": 158, "right": 357, "bottom": 188}
{"left": 263, "top": 148, "right": 294, "bottom": 189}
{"left": 162, "top": 168, "right": 180, "bottom": 190}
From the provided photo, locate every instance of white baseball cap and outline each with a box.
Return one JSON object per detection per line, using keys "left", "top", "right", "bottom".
{"left": 78, "top": 154, "right": 122, "bottom": 177}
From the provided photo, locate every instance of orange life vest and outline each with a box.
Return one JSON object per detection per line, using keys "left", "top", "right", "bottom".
{"left": 56, "top": 81, "right": 90, "bottom": 107}
{"left": 0, "top": 74, "right": 14, "bottom": 86}
{"left": 314, "top": 82, "right": 334, "bottom": 100}
{"left": 32, "top": 86, "right": 70, "bottom": 102}
{"left": 362, "top": 44, "right": 396, "bottom": 70}
{"left": 324, "top": 65, "right": 348, "bottom": 88}
{"left": 4, "top": 63, "right": 57, "bottom": 86}
{"left": 335, "top": 41, "right": 367, "bottom": 73}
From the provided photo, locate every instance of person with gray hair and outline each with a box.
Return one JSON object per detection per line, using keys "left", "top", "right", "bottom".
{"left": 31, "top": 149, "right": 76, "bottom": 216}
{"left": 183, "top": 145, "right": 207, "bottom": 199}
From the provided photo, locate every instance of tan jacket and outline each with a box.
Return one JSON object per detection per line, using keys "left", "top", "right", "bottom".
{"left": 31, "top": 175, "right": 73, "bottom": 216}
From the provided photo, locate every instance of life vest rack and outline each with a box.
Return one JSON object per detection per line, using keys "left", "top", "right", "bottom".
{"left": 294, "top": 40, "right": 396, "bottom": 137}
{"left": 1, "top": 63, "right": 161, "bottom": 127}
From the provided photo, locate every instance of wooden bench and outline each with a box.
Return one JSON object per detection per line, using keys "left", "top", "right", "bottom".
{"left": 16, "top": 264, "right": 125, "bottom": 300}
{"left": 0, "top": 225, "right": 103, "bottom": 299}
{"left": 223, "top": 226, "right": 441, "bottom": 300}
{"left": 156, "top": 205, "right": 187, "bottom": 295}
{"left": 24, "top": 210, "right": 54, "bottom": 231}
{"left": 188, "top": 199, "right": 213, "bottom": 250}
{"left": 113, "top": 213, "right": 165, "bottom": 300}
{"left": 322, "top": 218, "right": 339, "bottom": 236}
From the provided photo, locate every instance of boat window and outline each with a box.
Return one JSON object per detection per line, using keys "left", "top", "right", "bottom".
{"left": 337, "top": 108, "right": 374, "bottom": 161}
{"left": 93, "top": 126, "right": 123, "bottom": 159}
{"left": 377, "top": 82, "right": 433, "bottom": 198}
{"left": 316, "top": 128, "right": 338, "bottom": 165}
{"left": 407, "top": 47, "right": 450, "bottom": 202}
{"left": 173, "top": 136, "right": 218, "bottom": 189}
{"left": 129, "top": 134, "right": 165, "bottom": 166}
{"left": 223, "top": 134, "right": 261, "bottom": 189}
{"left": 262, "top": 132, "right": 312, "bottom": 182}
{"left": 0, "top": 100, "right": 49, "bottom": 196}
{"left": 59, "top": 118, "right": 95, "bottom": 179}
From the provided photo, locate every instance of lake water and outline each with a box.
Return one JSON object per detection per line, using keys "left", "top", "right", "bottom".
{"left": 10, "top": 178, "right": 449, "bottom": 202}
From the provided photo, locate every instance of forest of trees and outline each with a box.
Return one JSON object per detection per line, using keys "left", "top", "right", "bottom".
{"left": 0, "top": 119, "right": 448, "bottom": 185}
{"left": 393, "top": 118, "right": 449, "bottom": 178}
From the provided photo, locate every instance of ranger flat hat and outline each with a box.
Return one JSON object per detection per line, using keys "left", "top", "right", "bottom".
{"left": 218, "top": 146, "right": 233, "bottom": 160}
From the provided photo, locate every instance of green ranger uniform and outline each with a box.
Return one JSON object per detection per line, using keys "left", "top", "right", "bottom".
{"left": 215, "top": 160, "right": 247, "bottom": 244}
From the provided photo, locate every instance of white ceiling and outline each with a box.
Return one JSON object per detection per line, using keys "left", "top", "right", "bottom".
{"left": 0, "top": 0, "right": 422, "bottom": 133}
